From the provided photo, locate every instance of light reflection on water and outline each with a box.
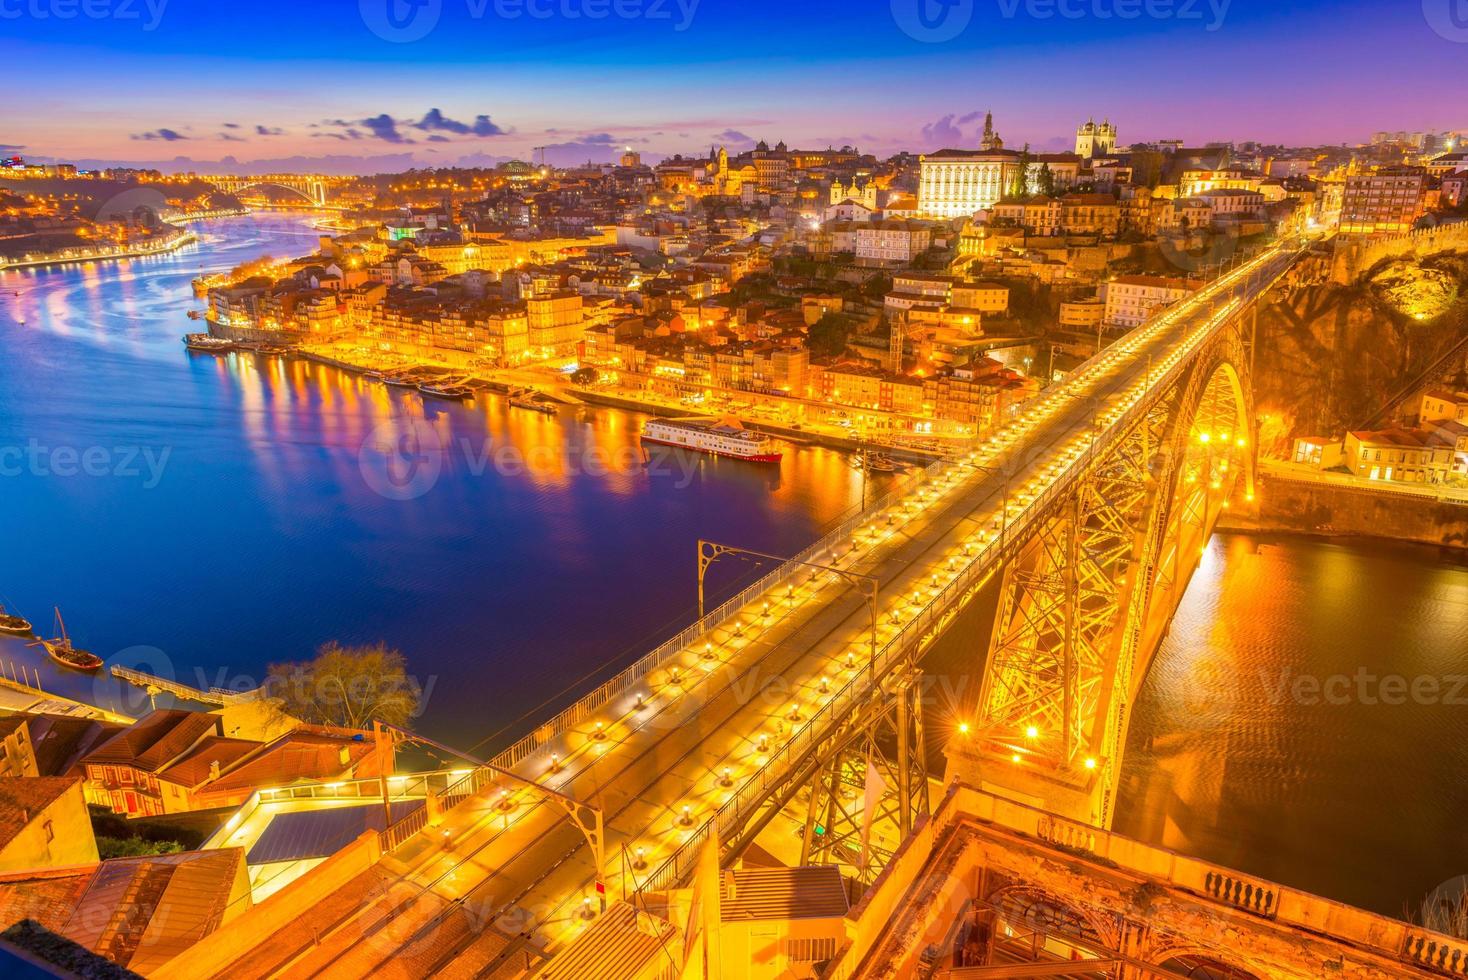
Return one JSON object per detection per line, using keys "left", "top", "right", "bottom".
{"left": 0, "top": 213, "right": 892, "bottom": 753}
{"left": 1116, "top": 533, "right": 1468, "bottom": 919}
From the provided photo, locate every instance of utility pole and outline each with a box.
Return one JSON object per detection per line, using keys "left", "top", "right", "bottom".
{"left": 374, "top": 720, "right": 393, "bottom": 831}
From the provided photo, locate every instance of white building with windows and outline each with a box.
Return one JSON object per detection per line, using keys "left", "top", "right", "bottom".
{"left": 1102, "top": 274, "right": 1195, "bottom": 328}
{"left": 854, "top": 221, "right": 933, "bottom": 265}
{"left": 1345, "top": 428, "right": 1456, "bottom": 483}
{"left": 918, "top": 148, "right": 1024, "bottom": 219}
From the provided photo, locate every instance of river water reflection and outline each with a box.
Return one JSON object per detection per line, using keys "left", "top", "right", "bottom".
{"left": 0, "top": 213, "right": 894, "bottom": 755}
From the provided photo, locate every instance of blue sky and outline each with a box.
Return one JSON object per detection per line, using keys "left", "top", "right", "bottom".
{"left": 3, "top": 0, "right": 1465, "bottom": 173}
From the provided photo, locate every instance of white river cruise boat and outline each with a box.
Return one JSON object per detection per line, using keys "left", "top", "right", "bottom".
{"left": 641, "top": 417, "right": 783, "bottom": 463}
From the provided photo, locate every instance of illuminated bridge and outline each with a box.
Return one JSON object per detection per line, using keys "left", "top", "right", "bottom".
{"left": 163, "top": 238, "right": 1324, "bottom": 979}
{"left": 202, "top": 174, "right": 334, "bottom": 207}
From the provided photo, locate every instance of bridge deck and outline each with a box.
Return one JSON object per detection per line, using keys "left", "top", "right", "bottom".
{"left": 229, "top": 242, "right": 1307, "bottom": 978}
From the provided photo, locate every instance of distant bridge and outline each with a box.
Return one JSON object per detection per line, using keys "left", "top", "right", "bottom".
{"left": 202, "top": 174, "right": 331, "bottom": 207}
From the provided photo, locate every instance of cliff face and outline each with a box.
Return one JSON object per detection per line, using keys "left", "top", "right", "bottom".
{"left": 1253, "top": 251, "right": 1468, "bottom": 447}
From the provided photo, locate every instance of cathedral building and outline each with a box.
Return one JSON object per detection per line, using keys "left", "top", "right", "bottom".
{"left": 1075, "top": 118, "right": 1118, "bottom": 159}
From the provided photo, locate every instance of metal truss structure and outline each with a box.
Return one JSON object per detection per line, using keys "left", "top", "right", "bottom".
{"left": 798, "top": 666, "right": 928, "bottom": 885}
{"left": 719, "top": 662, "right": 930, "bottom": 887}
{"left": 969, "top": 322, "right": 1255, "bottom": 828}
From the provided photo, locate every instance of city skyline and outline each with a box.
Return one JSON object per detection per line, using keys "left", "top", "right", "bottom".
{"left": 4, "top": 0, "right": 1467, "bottom": 173}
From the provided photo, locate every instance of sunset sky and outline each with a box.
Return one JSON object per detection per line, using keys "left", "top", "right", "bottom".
{"left": 4, "top": 0, "right": 1465, "bottom": 173}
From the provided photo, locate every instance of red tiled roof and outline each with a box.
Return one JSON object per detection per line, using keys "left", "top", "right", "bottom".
{"left": 21, "top": 714, "right": 127, "bottom": 777}
{"left": 160, "top": 737, "right": 260, "bottom": 789}
{"left": 197, "top": 728, "right": 377, "bottom": 798}
{"left": 0, "top": 866, "right": 95, "bottom": 934}
{"left": 80, "top": 710, "right": 220, "bottom": 773}
{"left": 1348, "top": 427, "right": 1428, "bottom": 447}
{"left": 0, "top": 777, "right": 83, "bottom": 852}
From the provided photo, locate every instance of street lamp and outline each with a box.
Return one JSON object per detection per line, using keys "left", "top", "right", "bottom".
{"left": 970, "top": 460, "right": 1011, "bottom": 552}
{"left": 696, "top": 539, "right": 880, "bottom": 679}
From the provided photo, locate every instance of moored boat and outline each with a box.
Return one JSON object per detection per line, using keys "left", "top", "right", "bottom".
{"left": 0, "top": 604, "right": 32, "bottom": 636}
{"left": 419, "top": 382, "right": 474, "bottom": 400}
{"left": 509, "top": 389, "right": 557, "bottom": 415}
{"left": 641, "top": 417, "right": 782, "bottom": 463}
{"left": 853, "top": 450, "right": 900, "bottom": 473}
{"left": 30, "top": 608, "right": 103, "bottom": 673}
{"left": 182, "top": 333, "right": 234, "bottom": 353}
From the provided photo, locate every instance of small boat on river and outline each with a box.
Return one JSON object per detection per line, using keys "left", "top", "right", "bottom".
{"left": 183, "top": 333, "right": 234, "bottom": 353}
{"left": 0, "top": 604, "right": 33, "bottom": 636}
{"left": 30, "top": 608, "right": 103, "bottom": 673}
{"left": 509, "top": 389, "right": 557, "bottom": 415}
{"left": 419, "top": 382, "right": 474, "bottom": 401}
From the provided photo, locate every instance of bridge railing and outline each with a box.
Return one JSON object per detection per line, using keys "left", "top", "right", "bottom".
{"left": 488, "top": 457, "right": 949, "bottom": 772}
{"left": 639, "top": 246, "right": 1308, "bottom": 894}
{"left": 488, "top": 250, "right": 1292, "bottom": 777}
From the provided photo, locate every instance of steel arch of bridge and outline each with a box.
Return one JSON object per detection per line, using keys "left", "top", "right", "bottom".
{"left": 207, "top": 177, "right": 327, "bottom": 206}
{"left": 965, "top": 321, "right": 1256, "bottom": 828}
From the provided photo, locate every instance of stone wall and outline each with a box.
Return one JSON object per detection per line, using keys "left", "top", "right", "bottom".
{"left": 1220, "top": 474, "right": 1468, "bottom": 549}
{"left": 830, "top": 783, "right": 1467, "bottom": 980}
{"left": 1331, "top": 221, "right": 1468, "bottom": 284}
{"left": 208, "top": 323, "right": 306, "bottom": 345}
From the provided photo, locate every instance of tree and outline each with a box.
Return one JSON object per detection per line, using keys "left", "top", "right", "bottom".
{"left": 571, "top": 366, "right": 598, "bottom": 385}
{"left": 97, "top": 837, "right": 184, "bottom": 859}
{"left": 1036, "top": 162, "right": 1056, "bottom": 197}
{"left": 860, "top": 273, "right": 892, "bottom": 299}
{"left": 1010, "top": 143, "right": 1033, "bottom": 199}
{"left": 266, "top": 641, "right": 422, "bottom": 730}
{"left": 808, "top": 312, "right": 852, "bottom": 359}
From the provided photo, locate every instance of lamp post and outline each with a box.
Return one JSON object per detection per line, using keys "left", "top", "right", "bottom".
{"left": 969, "top": 460, "right": 1011, "bottom": 552}
{"left": 697, "top": 539, "right": 880, "bottom": 679}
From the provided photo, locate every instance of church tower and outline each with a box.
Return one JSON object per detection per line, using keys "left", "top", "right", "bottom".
{"left": 1076, "top": 118, "right": 1097, "bottom": 158}
{"left": 1076, "top": 117, "right": 1117, "bottom": 158}
{"left": 980, "top": 111, "right": 1004, "bottom": 151}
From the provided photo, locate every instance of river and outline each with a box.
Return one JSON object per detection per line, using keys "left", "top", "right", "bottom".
{"left": 0, "top": 213, "right": 897, "bottom": 753}
{"left": 1, "top": 213, "right": 1464, "bottom": 922}
{"left": 1115, "top": 532, "right": 1468, "bottom": 920}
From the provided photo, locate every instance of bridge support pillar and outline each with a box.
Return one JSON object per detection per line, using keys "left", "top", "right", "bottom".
{"left": 943, "top": 739, "right": 1103, "bottom": 826}
{"left": 798, "top": 668, "right": 928, "bottom": 883}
